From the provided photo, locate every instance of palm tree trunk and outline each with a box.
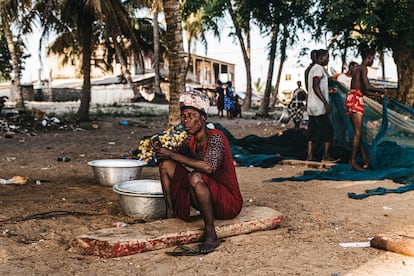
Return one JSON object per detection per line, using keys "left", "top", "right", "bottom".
{"left": 257, "top": 26, "right": 278, "bottom": 116}
{"left": 271, "top": 25, "right": 288, "bottom": 108}
{"left": 152, "top": 2, "right": 162, "bottom": 95}
{"left": 184, "top": 36, "right": 191, "bottom": 82}
{"left": 163, "top": 0, "right": 186, "bottom": 127}
{"left": 226, "top": 0, "right": 252, "bottom": 110}
{"left": 76, "top": 15, "right": 93, "bottom": 122}
{"left": 392, "top": 42, "right": 414, "bottom": 107}
{"left": 113, "top": 39, "right": 141, "bottom": 99}
{"left": 3, "top": 21, "right": 25, "bottom": 110}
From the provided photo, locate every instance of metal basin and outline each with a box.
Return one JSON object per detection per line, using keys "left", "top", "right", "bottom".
{"left": 88, "top": 159, "right": 146, "bottom": 186}
{"left": 113, "top": 180, "right": 166, "bottom": 221}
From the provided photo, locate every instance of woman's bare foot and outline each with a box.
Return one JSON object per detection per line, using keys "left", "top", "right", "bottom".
{"left": 198, "top": 237, "right": 220, "bottom": 254}
{"left": 198, "top": 229, "right": 220, "bottom": 254}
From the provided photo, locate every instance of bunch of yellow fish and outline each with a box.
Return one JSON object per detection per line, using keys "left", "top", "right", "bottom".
{"left": 137, "top": 124, "right": 188, "bottom": 164}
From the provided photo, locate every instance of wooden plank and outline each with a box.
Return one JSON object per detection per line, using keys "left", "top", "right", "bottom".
{"left": 70, "top": 206, "right": 283, "bottom": 258}
{"left": 280, "top": 159, "right": 338, "bottom": 169}
{"left": 371, "top": 233, "right": 414, "bottom": 257}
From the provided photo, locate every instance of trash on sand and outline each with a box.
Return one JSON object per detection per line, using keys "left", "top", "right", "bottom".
{"left": 114, "top": 222, "right": 128, "bottom": 228}
{"left": 57, "top": 157, "right": 71, "bottom": 162}
{"left": 339, "top": 238, "right": 373, "bottom": 248}
{"left": 0, "top": 176, "right": 29, "bottom": 185}
{"left": 383, "top": 206, "right": 392, "bottom": 216}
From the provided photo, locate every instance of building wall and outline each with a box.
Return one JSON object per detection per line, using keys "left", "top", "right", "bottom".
{"left": 47, "top": 49, "right": 235, "bottom": 92}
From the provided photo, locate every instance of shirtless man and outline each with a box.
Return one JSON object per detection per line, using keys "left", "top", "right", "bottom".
{"left": 345, "top": 48, "right": 387, "bottom": 170}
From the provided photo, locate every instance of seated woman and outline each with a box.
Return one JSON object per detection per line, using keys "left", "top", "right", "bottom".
{"left": 152, "top": 90, "right": 243, "bottom": 254}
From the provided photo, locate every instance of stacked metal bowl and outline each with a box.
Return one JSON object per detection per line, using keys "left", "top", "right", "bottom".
{"left": 113, "top": 180, "right": 166, "bottom": 221}
{"left": 87, "top": 159, "right": 146, "bottom": 186}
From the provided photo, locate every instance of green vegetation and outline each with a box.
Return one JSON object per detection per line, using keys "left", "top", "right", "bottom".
{"left": 1, "top": 0, "right": 413, "bottom": 124}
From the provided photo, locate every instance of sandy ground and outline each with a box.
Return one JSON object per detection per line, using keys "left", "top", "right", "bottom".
{"left": 1, "top": 103, "right": 414, "bottom": 275}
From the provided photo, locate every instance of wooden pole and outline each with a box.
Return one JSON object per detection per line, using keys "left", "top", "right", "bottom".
{"left": 371, "top": 233, "right": 414, "bottom": 257}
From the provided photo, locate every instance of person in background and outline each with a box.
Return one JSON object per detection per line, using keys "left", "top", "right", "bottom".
{"left": 345, "top": 47, "right": 387, "bottom": 171}
{"left": 224, "top": 81, "right": 235, "bottom": 119}
{"left": 334, "top": 61, "right": 358, "bottom": 90}
{"left": 232, "top": 94, "right": 242, "bottom": 118}
{"left": 0, "top": 96, "right": 8, "bottom": 113}
{"left": 288, "top": 81, "right": 307, "bottom": 129}
{"left": 306, "top": 49, "right": 338, "bottom": 162}
{"left": 216, "top": 80, "right": 225, "bottom": 117}
{"left": 153, "top": 90, "right": 243, "bottom": 254}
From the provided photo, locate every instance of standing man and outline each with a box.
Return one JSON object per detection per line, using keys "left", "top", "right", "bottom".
{"left": 306, "top": 49, "right": 337, "bottom": 162}
{"left": 345, "top": 47, "right": 387, "bottom": 170}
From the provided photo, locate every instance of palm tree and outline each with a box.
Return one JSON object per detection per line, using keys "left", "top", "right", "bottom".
{"left": 182, "top": 10, "right": 209, "bottom": 81}
{"left": 256, "top": 26, "right": 278, "bottom": 116}
{"left": 35, "top": 0, "right": 147, "bottom": 121}
{"left": 225, "top": 0, "right": 253, "bottom": 110}
{"left": 151, "top": 1, "right": 163, "bottom": 96}
{"left": 0, "top": 35, "right": 13, "bottom": 79}
{"left": 125, "top": 0, "right": 164, "bottom": 98}
{"left": 252, "top": 0, "right": 314, "bottom": 114}
{"left": 94, "top": 1, "right": 149, "bottom": 100}
{"left": 270, "top": 23, "right": 288, "bottom": 108}
{"left": 162, "top": 0, "right": 186, "bottom": 127}
{"left": 0, "top": 0, "right": 32, "bottom": 110}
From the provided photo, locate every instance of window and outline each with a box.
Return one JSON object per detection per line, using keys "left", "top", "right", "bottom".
{"left": 285, "top": 74, "right": 291, "bottom": 81}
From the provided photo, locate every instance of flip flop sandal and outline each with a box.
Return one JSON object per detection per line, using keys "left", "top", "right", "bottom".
{"left": 323, "top": 158, "right": 341, "bottom": 163}
{"left": 167, "top": 245, "right": 207, "bottom": 256}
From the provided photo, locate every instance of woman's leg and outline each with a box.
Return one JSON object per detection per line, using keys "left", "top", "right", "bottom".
{"left": 159, "top": 159, "right": 177, "bottom": 218}
{"left": 188, "top": 172, "right": 219, "bottom": 253}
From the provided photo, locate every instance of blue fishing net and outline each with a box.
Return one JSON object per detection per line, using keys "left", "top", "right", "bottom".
{"left": 213, "top": 123, "right": 307, "bottom": 168}
{"left": 271, "top": 84, "right": 414, "bottom": 199}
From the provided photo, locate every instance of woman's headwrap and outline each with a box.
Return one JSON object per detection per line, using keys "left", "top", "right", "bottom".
{"left": 179, "top": 90, "right": 210, "bottom": 116}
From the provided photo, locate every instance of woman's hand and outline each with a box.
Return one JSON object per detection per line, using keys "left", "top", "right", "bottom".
{"left": 154, "top": 147, "right": 175, "bottom": 161}
{"left": 150, "top": 137, "right": 161, "bottom": 150}
{"left": 150, "top": 137, "right": 173, "bottom": 160}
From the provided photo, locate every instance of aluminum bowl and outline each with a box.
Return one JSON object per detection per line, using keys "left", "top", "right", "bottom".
{"left": 88, "top": 159, "right": 146, "bottom": 186}
{"left": 113, "top": 179, "right": 166, "bottom": 221}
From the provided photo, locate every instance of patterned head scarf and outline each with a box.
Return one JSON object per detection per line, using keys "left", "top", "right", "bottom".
{"left": 179, "top": 90, "right": 210, "bottom": 116}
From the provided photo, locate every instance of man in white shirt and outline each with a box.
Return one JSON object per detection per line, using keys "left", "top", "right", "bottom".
{"left": 306, "top": 49, "right": 337, "bottom": 162}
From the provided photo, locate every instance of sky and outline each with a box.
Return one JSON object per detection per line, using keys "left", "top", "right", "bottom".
{"left": 21, "top": 22, "right": 398, "bottom": 90}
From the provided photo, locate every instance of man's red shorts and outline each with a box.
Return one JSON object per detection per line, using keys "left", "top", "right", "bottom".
{"left": 345, "top": 89, "right": 364, "bottom": 116}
